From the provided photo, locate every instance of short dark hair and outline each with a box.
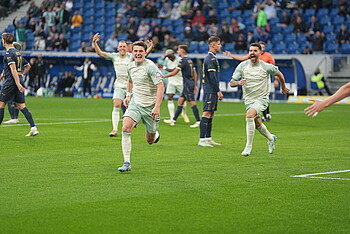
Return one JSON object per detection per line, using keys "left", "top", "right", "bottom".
{"left": 132, "top": 41, "right": 147, "bottom": 51}
{"left": 250, "top": 43, "right": 261, "bottom": 50}
{"left": 178, "top": 44, "right": 188, "bottom": 53}
{"left": 258, "top": 41, "right": 265, "bottom": 46}
{"left": 2, "top": 33, "right": 14, "bottom": 45}
{"left": 208, "top": 36, "right": 221, "bottom": 45}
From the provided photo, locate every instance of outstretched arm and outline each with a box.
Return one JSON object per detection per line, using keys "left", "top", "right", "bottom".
{"left": 223, "top": 51, "right": 249, "bottom": 61}
{"left": 304, "top": 82, "right": 350, "bottom": 117}
{"left": 92, "top": 33, "right": 107, "bottom": 58}
{"left": 145, "top": 39, "right": 154, "bottom": 56}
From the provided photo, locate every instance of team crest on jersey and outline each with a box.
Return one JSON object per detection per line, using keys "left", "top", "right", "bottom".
{"left": 156, "top": 72, "right": 162, "bottom": 79}
{"left": 7, "top": 57, "right": 12, "bottom": 60}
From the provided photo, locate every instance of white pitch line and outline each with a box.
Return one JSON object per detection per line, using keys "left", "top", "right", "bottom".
{"left": 0, "top": 110, "right": 333, "bottom": 128}
{"left": 291, "top": 169, "right": 350, "bottom": 181}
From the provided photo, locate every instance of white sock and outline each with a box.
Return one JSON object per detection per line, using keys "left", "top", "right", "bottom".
{"left": 122, "top": 132, "right": 131, "bottom": 163}
{"left": 257, "top": 123, "right": 273, "bottom": 141}
{"left": 246, "top": 118, "right": 255, "bottom": 147}
{"left": 182, "top": 101, "right": 187, "bottom": 115}
{"left": 168, "top": 100, "right": 174, "bottom": 120}
{"left": 112, "top": 107, "right": 120, "bottom": 131}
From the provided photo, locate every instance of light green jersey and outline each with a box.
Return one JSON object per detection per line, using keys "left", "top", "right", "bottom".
{"left": 165, "top": 56, "right": 183, "bottom": 86}
{"left": 127, "top": 59, "right": 163, "bottom": 107}
{"left": 232, "top": 60, "right": 278, "bottom": 105}
{"left": 106, "top": 52, "right": 133, "bottom": 88}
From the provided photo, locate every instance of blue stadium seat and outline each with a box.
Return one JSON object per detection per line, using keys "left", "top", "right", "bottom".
{"left": 270, "top": 25, "right": 282, "bottom": 34}
{"left": 325, "top": 43, "right": 339, "bottom": 54}
{"left": 283, "top": 25, "right": 293, "bottom": 34}
{"left": 323, "top": 25, "right": 334, "bottom": 34}
{"left": 106, "top": 9, "right": 116, "bottom": 18}
{"left": 326, "top": 33, "right": 337, "bottom": 43}
{"left": 271, "top": 34, "right": 284, "bottom": 44}
{"left": 304, "top": 9, "right": 316, "bottom": 18}
{"left": 172, "top": 19, "right": 183, "bottom": 27}
{"left": 162, "top": 19, "right": 172, "bottom": 27}
{"left": 95, "top": 10, "right": 105, "bottom": 18}
{"left": 188, "top": 41, "right": 199, "bottom": 53}
{"left": 287, "top": 43, "right": 299, "bottom": 54}
{"left": 231, "top": 10, "right": 241, "bottom": 18}
{"left": 243, "top": 10, "right": 253, "bottom": 18}
{"left": 198, "top": 42, "right": 209, "bottom": 53}
{"left": 273, "top": 43, "right": 286, "bottom": 54}
{"left": 284, "top": 33, "right": 297, "bottom": 44}
{"left": 298, "top": 33, "right": 307, "bottom": 44}
{"left": 340, "top": 43, "right": 350, "bottom": 54}
{"left": 330, "top": 8, "right": 339, "bottom": 17}
{"left": 83, "top": 10, "right": 94, "bottom": 18}
{"left": 83, "top": 2, "right": 93, "bottom": 10}
{"left": 224, "top": 43, "right": 234, "bottom": 51}
{"left": 319, "top": 16, "right": 331, "bottom": 27}
{"left": 118, "top": 34, "right": 127, "bottom": 41}
{"left": 317, "top": 8, "right": 329, "bottom": 18}
{"left": 264, "top": 43, "right": 272, "bottom": 52}
{"left": 269, "top": 18, "right": 279, "bottom": 27}
{"left": 332, "top": 15, "right": 345, "bottom": 26}
{"left": 219, "top": 10, "right": 230, "bottom": 21}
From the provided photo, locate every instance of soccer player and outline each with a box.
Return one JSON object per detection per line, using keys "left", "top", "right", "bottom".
{"left": 92, "top": 33, "right": 153, "bottom": 137}
{"left": 118, "top": 41, "right": 164, "bottom": 172}
{"left": 0, "top": 33, "right": 39, "bottom": 136}
{"left": 2, "top": 42, "right": 24, "bottom": 124}
{"left": 304, "top": 82, "right": 350, "bottom": 117}
{"left": 198, "top": 36, "right": 224, "bottom": 147}
{"left": 163, "top": 45, "right": 201, "bottom": 128}
{"left": 223, "top": 41, "right": 277, "bottom": 122}
{"left": 230, "top": 43, "right": 289, "bottom": 156}
{"left": 162, "top": 49, "right": 190, "bottom": 124}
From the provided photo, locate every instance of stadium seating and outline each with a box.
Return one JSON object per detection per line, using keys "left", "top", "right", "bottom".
{"left": 325, "top": 43, "right": 339, "bottom": 54}
{"left": 340, "top": 43, "right": 350, "bottom": 54}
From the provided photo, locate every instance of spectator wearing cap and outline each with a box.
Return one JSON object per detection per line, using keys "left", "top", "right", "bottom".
{"left": 197, "top": 25, "right": 209, "bottom": 42}
{"left": 184, "top": 26, "right": 195, "bottom": 43}
{"left": 170, "top": 2, "right": 181, "bottom": 20}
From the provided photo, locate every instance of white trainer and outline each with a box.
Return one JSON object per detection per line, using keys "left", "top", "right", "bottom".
{"left": 25, "top": 127, "right": 39, "bottom": 137}
{"left": 198, "top": 140, "right": 213, "bottom": 147}
{"left": 4, "top": 119, "right": 19, "bottom": 124}
{"left": 163, "top": 119, "right": 172, "bottom": 124}
{"left": 181, "top": 114, "right": 190, "bottom": 123}
{"left": 207, "top": 139, "right": 221, "bottom": 146}
{"left": 268, "top": 135, "right": 277, "bottom": 154}
{"left": 241, "top": 146, "right": 252, "bottom": 156}
{"left": 170, "top": 120, "right": 176, "bottom": 126}
{"left": 190, "top": 121, "right": 200, "bottom": 128}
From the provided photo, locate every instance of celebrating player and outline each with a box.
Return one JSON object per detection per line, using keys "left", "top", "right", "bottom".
{"left": 230, "top": 43, "right": 289, "bottom": 156}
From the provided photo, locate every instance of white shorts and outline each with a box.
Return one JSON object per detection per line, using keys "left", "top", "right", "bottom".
{"left": 166, "top": 83, "right": 183, "bottom": 96}
{"left": 245, "top": 98, "right": 269, "bottom": 117}
{"left": 113, "top": 87, "right": 126, "bottom": 100}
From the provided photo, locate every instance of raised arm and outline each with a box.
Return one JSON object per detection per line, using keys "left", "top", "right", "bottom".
{"left": 223, "top": 51, "right": 249, "bottom": 61}
{"left": 145, "top": 39, "right": 154, "bottom": 56}
{"left": 92, "top": 33, "right": 108, "bottom": 58}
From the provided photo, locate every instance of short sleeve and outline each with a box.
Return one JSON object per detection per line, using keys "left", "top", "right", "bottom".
{"left": 232, "top": 63, "right": 243, "bottom": 80}
{"left": 266, "top": 63, "right": 279, "bottom": 76}
{"left": 148, "top": 62, "right": 163, "bottom": 85}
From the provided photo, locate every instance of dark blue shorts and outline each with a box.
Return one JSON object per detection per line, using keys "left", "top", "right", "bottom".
{"left": 181, "top": 85, "right": 195, "bottom": 102}
{"left": 0, "top": 85, "right": 25, "bottom": 104}
{"left": 203, "top": 93, "right": 218, "bottom": 112}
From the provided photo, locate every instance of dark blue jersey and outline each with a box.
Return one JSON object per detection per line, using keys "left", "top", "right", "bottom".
{"left": 202, "top": 52, "right": 220, "bottom": 93}
{"left": 178, "top": 56, "right": 195, "bottom": 87}
{"left": 2, "top": 48, "right": 27, "bottom": 86}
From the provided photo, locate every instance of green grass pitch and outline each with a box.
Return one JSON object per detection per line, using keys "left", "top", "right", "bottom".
{"left": 1, "top": 97, "right": 349, "bottom": 233}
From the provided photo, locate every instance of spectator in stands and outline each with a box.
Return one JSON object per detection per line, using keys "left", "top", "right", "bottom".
{"left": 43, "top": 7, "right": 56, "bottom": 31}
{"left": 302, "top": 46, "right": 313, "bottom": 54}
{"left": 306, "top": 16, "right": 320, "bottom": 36}
{"left": 145, "top": 1, "right": 158, "bottom": 18}
{"left": 34, "top": 25, "right": 45, "bottom": 41}
{"left": 65, "top": 0, "right": 73, "bottom": 12}
{"left": 235, "top": 33, "right": 247, "bottom": 52}
{"left": 71, "top": 11, "right": 83, "bottom": 28}
{"left": 126, "top": 17, "right": 138, "bottom": 34}
{"left": 219, "top": 26, "right": 233, "bottom": 45}
{"left": 184, "top": 26, "right": 195, "bottom": 43}
{"left": 78, "top": 41, "right": 89, "bottom": 53}
{"left": 279, "top": 11, "right": 290, "bottom": 27}
{"left": 338, "top": 0, "right": 349, "bottom": 17}
{"left": 48, "top": 25, "right": 59, "bottom": 40}
{"left": 247, "top": 30, "right": 258, "bottom": 45}
{"left": 152, "top": 26, "right": 164, "bottom": 42}
{"left": 35, "top": 35, "right": 46, "bottom": 50}
{"left": 206, "top": 10, "right": 218, "bottom": 25}
{"left": 74, "top": 58, "right": 97, "bottom": 97}
{"left": 114, "top": 17, "right": 125, "bottom": 37}
{"left": 13, "top": 17, "right": 26, "bottom": 50}
{"left": 158, "top": 2, "right": 171, "bottom": 19}
{"left": 45, "top": 33, "right": 56, "bottom": 51}
{"left": 53, "top": 2, "right": 60, "bottom": 13}
{"left": 26, "top": 17, "right": 36, "bottom": 32}
{"left": 179, "top": 0, "right": 191, "bottom": 18}
{"left": 105, "top": 34, "right": 118, "bottom": 52}
{"left": 207, "top": 23, "right": 219, "bottom": 37}
{"left": 170, "top": 2, "right": 181, "bottom": 20}
{"left": 137, "top": 1, "right": 147, "bottom": 18}
{"left": 126, "top": 3, "right": 137, "bottom": 18}
{"left": 256, "top": 4, "right": 269, "bottom": 36}
{"left": 127, "top": 28, "right": 139, "bottom": 42}
{"left": 55, "top": 71, "right": 75, "bottom": 96}
{"left": 293, "top": 15, "right": 307, "bottom": 33}
{"left": 0, "top": 5, "right": 8, "bottom": 20}
{"left": 228, "top": 0, "right": 254, "bottom": 11}
{"left": 191, "top": 10, "right": 206, "bottom": 27}
{"left": 151, "top": 36, "right": 162, "bottom": 52}
{"left": 336, "top": 24, "right": 350, "bottom": 44}
{"left": 56, "top": 2, "right": 70, "bottom": 34}
{"left": 36, "top": 17, "right": 45, "bottom": 30}
{"left": 261, "top": 0, "right": 277, "bottom": 20}
{"left": 54, "top": 33, "right": 69, "bottom": 51}
{"left": 197, "top": 25, "right": 209, "bottom": 42}
{"left": 27, "top": 1, "right": 40, "bottom": 18}
{"left": 161, "top": 26, "right": 172, "bottom": 37}
{"left": 230, "top": 18, "right": 244, "bottom": 42}
{"left": 117, "top": 3, "right": 128, "bottom": 18}
{"left": 291, "top": 9, "right": 302, "bottom": 26}
{"left": 312, "top": 31, "right": 326, "bottom": 52}
{"left": 259, "top": 29, "right": 270, "bottom": 43}
{"left": 137, "top": 20, "right": 151, "bottom": 38}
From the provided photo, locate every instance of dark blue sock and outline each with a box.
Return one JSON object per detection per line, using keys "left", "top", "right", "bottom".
{"left": 8, "top": 102, "right": 18, "bottom": 119}
{"left": 206, "top": 118, "right": 213, "bottom": 138}
{"left": 0, "top": 108, "right": 4, "bottom": 125}
{"left": 200, "top": 116, "right": 209, "bottom": 138}
{"left": 191, "top": 105, "right": 200, "bottom": 121}
{"left": 173, "top": 105, "right": 183, "bottom": 121}
{"left": 20, "top": 107, "right": 35, "bottom": 127}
